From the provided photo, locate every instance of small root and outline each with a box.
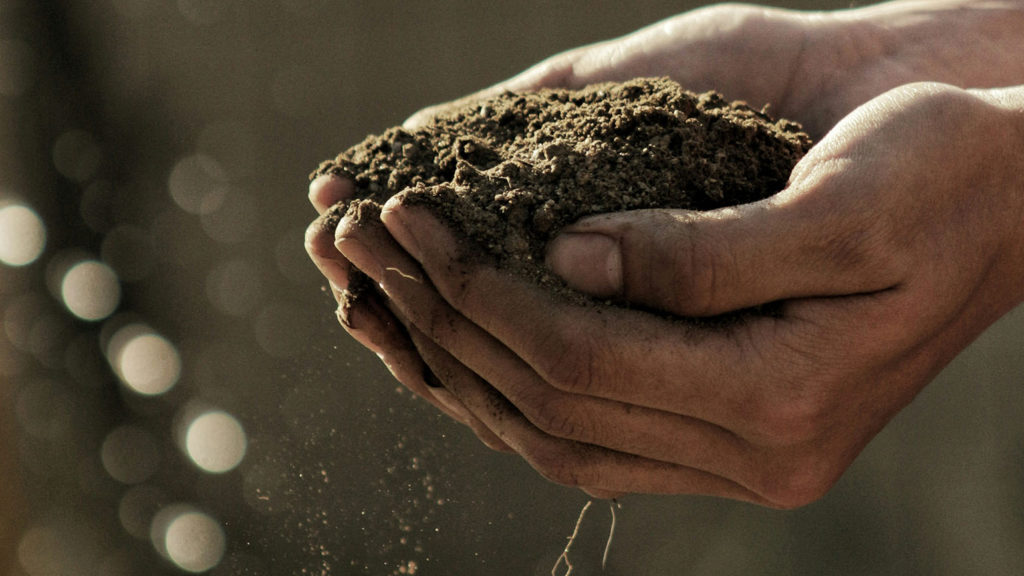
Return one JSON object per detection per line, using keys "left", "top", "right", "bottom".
{"left": 384, "top": 266, "right": 422, "bottom": 283}
{"left": 602, "top": 499, "right": 620, "bottom": 571}
{"left": 552, "top": 500, "right": 592, "bottom": 576}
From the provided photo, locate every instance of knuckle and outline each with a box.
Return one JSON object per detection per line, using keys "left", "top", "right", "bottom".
{"left": 532, "top": 319, "right": 601, "bottom": 395}
{"left": 545, "top": 352, "right": 596, "bottom": 395}
{"left": 665, "top": 221, "right": 730, "bottom": 316}
{"left": 756, "top": 452, "right": 841, "bottom": 510}
{"left": 817, "top": 211, "right": 905, "bottom": 287}
{"left": 521, "top": 395, "right": 593, "bottom": 442}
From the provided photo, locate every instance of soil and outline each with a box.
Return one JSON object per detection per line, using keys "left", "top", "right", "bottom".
{"left": 312, "top": 77, "right": 810, "bottom": 305}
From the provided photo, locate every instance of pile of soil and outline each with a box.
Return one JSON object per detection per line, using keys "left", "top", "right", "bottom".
{"left": 312, "top": 77, "right": 810, "bottom": 302}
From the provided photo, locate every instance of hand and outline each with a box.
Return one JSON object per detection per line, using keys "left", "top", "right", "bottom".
{"left": 308, "top": 0, "right": 1024, "bottom": 376}
{"left": 336, "top": 82, "right": 1024, "bottom": 506}
{"left": 403, "top": 0, "right": 1024, "bottom": 138}
{"left": 305, "top": 0, "right": 1024, "bottom": 501}
{"left": 306, "top": 178, "right": 516, "bottom": 452}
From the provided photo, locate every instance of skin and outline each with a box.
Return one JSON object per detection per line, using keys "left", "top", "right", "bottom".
{"left": 306, "top": 0, "right": 1024, "bottom": 507}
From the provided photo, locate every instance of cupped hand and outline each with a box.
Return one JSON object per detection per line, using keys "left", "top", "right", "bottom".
{"left": 307, "top": 0, "right": 1024, "bottom": 390}
{"left": 305, "top": 0, "right": 1024, "bottom": 501}
{"left": 338, "top": 82, "right": 1024, "bottom": 506}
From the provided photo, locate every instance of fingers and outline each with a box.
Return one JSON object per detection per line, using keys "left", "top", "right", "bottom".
{"left": 544, "top": 162, "right": 905, "bottom": 317}
{"left": 334, "top": 208, "right": 516, "bottom": 452}
{"left": 340, "top": 200, "right": 788, "bottom": 491}
{"left": 403, "top": 322, "right": 767, "bottom": 502}
{"left": 309, "top": 174, "right": 354, "bottom": 214}
{"left": 305, "top": 205, "right": 351, "bottom": 289}
{"left": 379, "top": 197, "right": 830, "bottom": 431}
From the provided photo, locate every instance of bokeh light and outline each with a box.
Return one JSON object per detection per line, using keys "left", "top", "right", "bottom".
{"left": 0, "top": 202, "right": 46, "bottom": 266}
{"left": 107, "top": 324, "right": 181, "bottom": 396}
{"left": 168, "top": 154, "right": 227, "bottom": 215}
{"left": 185, "top": 410, "right": 247, "bottom": 474}
{"left": 101, "top": 425, "right": 162, "bottom": 484}
{"left": 118, "top": 484, "right": 167, "bottom": 540}
{"left": 151, "top": 506, "right": 226, "bottom": 573}
{"left": 60, "top": 260, "right": 121, "bottom": 321}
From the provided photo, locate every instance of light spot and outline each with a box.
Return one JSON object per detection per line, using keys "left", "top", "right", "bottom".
{"left": 60, "top": 260, "right": 120, "bottom": 321}
{"left": 185, "top": 410, "right": 247, "bottom": 474}
{"left": 0, "top": 202, "right": 46, "bottom": 266}
{"left": 101, "top": 425, "right": 161, "bottom": 484}
{"left": 151, "top": 506, "right": 226, "bottom": 573}
{"left": 168, "top": 154, "right": 227, "bottom": 215}
{"left": 107, "top": 324, "right": 181, "bottom": 396}
{"left": 118, "top": 484, "right": 166, "bottom": 540}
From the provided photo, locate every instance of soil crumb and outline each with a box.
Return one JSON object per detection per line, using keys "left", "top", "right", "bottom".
{"left": 313, "top": 77, "right": 810, "bottom": 299}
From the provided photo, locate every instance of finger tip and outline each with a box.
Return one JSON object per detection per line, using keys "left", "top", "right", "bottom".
{"left": 309, "top": 174, "right": 354, "bottom": 213}
{"left": 379, "top": 194, "right": 406, "bottom": 217}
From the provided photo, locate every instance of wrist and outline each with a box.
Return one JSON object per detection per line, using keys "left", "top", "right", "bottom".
{"left": 971, "top": 85, "right": 1024, "bottom": 303}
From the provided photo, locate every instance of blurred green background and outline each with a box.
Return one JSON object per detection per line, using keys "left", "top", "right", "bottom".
{"left": 1, "top": 0, "right": 1022, "bottom": 574}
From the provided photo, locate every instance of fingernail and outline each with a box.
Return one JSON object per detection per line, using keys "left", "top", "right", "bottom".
{"left": 546, "top": 233, "right": 622, "bottom": 298}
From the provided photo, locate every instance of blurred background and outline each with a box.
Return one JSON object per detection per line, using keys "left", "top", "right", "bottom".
{"left": 1, "top": 0, "right": 1023, "bottom": 574}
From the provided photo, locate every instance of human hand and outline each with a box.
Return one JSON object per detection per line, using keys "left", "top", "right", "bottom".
{"left": 308, "top": 0, "right": 1024, "bottom": 381}
{"left": 306, "top": 178, "right": 517, "bottom": 452}
{"left": 405, "top": 0, "right": 1024, "bottom": 138}
{"left": 305, "top": 0, "right": 1024, "bottom": 500}
{"left": 335, "top": 82, "right": 1024, "bottom": 506}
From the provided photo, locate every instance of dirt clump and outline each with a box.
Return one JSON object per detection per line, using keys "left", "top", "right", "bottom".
{"left": 313, "top": 77, "right": 810, "bottom": 301}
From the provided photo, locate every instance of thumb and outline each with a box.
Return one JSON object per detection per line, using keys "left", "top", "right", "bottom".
{"left": 545, "top": 192, "right": 900, "bottom": 317}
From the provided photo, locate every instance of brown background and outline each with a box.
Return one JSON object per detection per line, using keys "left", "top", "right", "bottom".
{"left": 1, "top": 0, "right": 1023, "bottom": 574}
